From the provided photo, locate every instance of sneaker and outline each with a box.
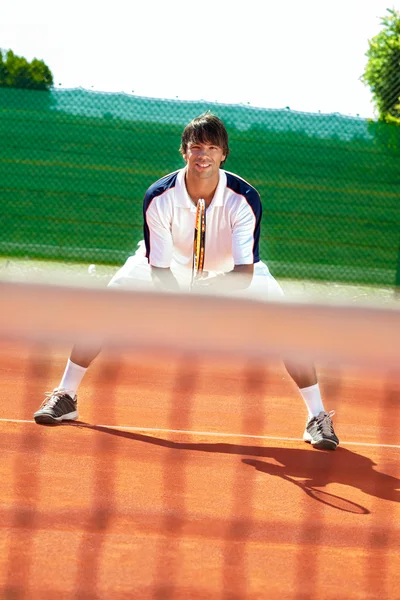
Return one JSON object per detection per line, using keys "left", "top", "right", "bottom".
{"left": 34, "top": 389, "right": 78, "bottom": 424}
{"left": 303, "top": 410, "right": 339, "bottom": 450}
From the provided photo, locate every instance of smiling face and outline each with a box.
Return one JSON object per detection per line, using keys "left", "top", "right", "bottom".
{"left": 183, "top": 141, "right": 226, "bottom": 181}
{"left": 179, "top": 112, "right": 230, "bottom": 169}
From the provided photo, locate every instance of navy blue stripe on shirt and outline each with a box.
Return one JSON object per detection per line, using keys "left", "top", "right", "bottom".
{"left": 225, "top": 172, "right": 262, "bottom": 263}
{"left": 143, "top": 171, "right": 179, "bottom": 260}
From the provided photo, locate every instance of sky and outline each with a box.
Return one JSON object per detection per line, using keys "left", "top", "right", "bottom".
{"left": 1, "top": 0, "right": 399, "bottom": 118}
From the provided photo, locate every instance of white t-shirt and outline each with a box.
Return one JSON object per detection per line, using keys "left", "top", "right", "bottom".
{"left": 143, "top": 167, "right": 262, "bottom": 274}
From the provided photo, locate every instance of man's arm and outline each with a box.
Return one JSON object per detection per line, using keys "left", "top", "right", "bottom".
{"left": 151, "top": 266, "right": 181, "bottom": 292}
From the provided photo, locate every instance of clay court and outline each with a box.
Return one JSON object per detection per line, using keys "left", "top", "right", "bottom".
{"left": 1, "top": 338, "right": 399, "bottom": 599}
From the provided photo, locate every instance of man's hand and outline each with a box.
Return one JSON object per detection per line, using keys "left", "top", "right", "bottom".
{"left": 192, "top": 272, "right": 223, "bottom": 289}
{"left": 151, "top": 266, "right": 180, "bottom": 292}
{"left": 192, "top": 264, "right": 254, "bottom": 293}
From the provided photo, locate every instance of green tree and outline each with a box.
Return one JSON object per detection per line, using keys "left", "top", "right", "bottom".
{"left": 362, "top": 8, "right": 400, "bottom": 124}
{"left": 0, "top": 49, "right": 53, "bottom": 90}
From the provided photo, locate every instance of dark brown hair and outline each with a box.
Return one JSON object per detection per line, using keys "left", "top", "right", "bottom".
{"left": 179, "top": 111, "right": 230, "bottom": 166}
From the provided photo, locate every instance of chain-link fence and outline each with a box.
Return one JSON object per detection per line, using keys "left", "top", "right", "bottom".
{"left": 1, "top": 87, "right": 399, "bottom": 285}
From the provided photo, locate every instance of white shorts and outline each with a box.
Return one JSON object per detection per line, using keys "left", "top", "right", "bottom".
{"left": 108, "top": 241, "right": 284, "bottom": 302}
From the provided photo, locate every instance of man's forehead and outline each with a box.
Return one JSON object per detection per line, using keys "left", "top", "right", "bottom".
{"left": 188, "top": 139, "right": 221, "bottom": 147}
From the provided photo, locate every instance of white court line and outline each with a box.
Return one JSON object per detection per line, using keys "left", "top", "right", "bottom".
{"left": 1, "top": 417, "right": 400, "bottom": 450}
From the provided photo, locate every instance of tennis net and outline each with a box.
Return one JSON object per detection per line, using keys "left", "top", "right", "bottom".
{"left": 1, "top": 280, "right": 399, "bottom": 599}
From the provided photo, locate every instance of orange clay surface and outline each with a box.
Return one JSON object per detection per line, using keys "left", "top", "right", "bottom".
{"left": 0, "top": 341, "right": 399, "bottom": 600}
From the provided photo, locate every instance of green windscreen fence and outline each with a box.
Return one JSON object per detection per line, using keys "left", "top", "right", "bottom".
{"left": 0, "top": 87, "right": 399, "bottom": 285}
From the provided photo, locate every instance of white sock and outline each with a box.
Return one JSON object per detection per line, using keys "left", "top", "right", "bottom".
{"left": 58, "top": 359, "right": 87, "bottom": 396}
{"left": 299, "top": 383, "right": 325, "bottom": 418}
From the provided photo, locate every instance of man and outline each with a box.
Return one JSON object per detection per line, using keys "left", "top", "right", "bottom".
{"left": 34, "top": 112, "right": 339, "bottom": 451}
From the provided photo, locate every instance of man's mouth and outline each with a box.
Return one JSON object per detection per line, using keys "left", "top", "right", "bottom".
{"left": 196, "top": 163, "right": 211, "bottom": 169}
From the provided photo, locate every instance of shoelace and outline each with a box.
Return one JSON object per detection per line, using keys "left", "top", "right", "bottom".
{"left": 41, "top": 389, "right": 69, "bottom": 408}
{"left": 316, "top": 410, "right": 335, "bottom": 435}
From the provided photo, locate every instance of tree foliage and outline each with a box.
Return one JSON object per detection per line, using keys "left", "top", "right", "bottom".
{"left": 362, "top": 8, "right": 400, "bottom": 124}
{"left": 0, "top": 49, "right": 53, "bottom": 90}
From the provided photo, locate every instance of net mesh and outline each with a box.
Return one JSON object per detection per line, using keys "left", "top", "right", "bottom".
{"left": 1, "top": 280, "right": 400, "bottom": 599}
{"left": 1, "top": 87, "right": 399, "bottom": 287}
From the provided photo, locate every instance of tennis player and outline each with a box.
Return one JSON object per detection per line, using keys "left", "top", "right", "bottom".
{"left": 34, "top": 112, "right": 339, "bottom": 451}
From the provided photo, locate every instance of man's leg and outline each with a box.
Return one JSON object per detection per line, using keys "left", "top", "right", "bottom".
{"left": 284, "top": 359, "right": 339, "bottom": 450}
{"left": 34, "top": 251, "right": 153, "bottom": 425}
{"left": 283, "top": 360, "right": 324, "bottom": 415}
{"left": 33, "top": 343, "right": 101, "bottom": 425}
{"left": 246, "top": 266, "right": 339, "bottom": 450}
{"left": 58, "top": 343, "right": 102, "bottom": 396}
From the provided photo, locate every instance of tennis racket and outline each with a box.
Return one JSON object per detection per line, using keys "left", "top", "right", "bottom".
{"left": 191, "top": 198, "right": 206, "bottom": 287}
